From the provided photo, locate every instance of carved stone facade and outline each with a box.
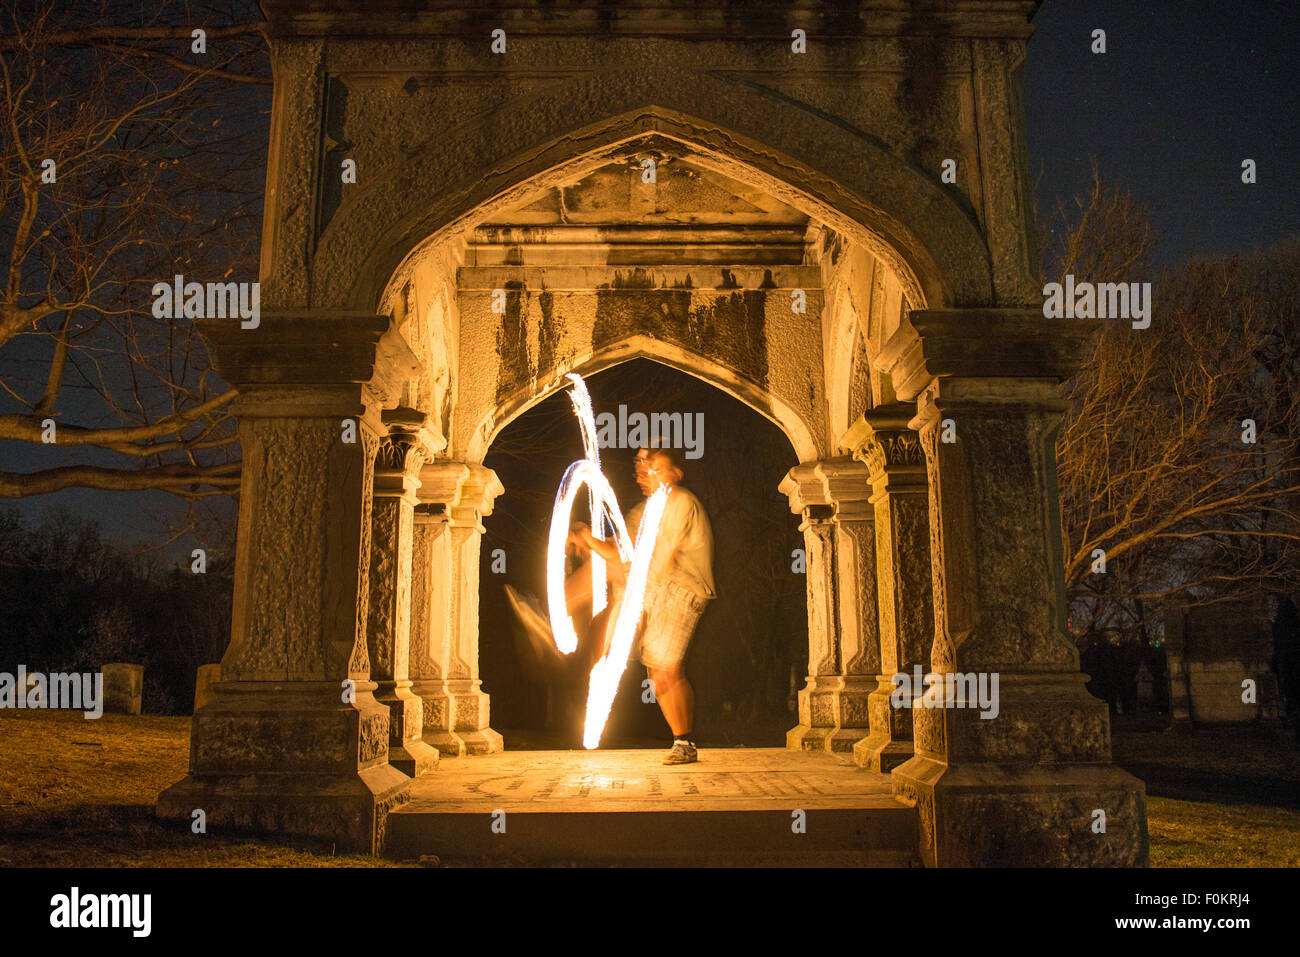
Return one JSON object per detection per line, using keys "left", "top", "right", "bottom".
{"left": 156, "top": 0, "right": 1149, "bottom": 864}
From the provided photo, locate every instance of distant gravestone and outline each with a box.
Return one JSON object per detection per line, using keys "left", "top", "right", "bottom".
{"left": 1163, "top": 600, "right": 1281, "bottom": 726}
{"left": 1135, "top": 663, "right": 1155, "bottom": 714}
{"left": 194, "top": 664, "right": 221, "bottom": 712}
{"left": 101, "top": 663, "right": 143, "bottom": 715}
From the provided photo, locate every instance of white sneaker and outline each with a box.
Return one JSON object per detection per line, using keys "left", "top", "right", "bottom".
{"left": 662, "top": 740, "right": 698, "bottom": 765}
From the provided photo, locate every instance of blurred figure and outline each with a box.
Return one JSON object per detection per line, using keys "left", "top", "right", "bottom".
{"left": 503, "top": 447, "right": 654, "bottom": 729}
{"left": 568, "top": 446, "right": 715, "bottom": 764}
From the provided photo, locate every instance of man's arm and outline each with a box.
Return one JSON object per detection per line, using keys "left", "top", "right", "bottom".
{"left": 569, "top": 524, "right": 630, "bottom": 583}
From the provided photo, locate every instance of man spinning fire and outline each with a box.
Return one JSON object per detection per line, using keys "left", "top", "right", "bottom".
{"left": 506, "top": 442, "right": 715, "bottom": 764}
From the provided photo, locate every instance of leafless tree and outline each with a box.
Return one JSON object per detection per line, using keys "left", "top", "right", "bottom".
{"left": 0, "top": 0, "right": 267, "bottom": 526}
{"left": 1043, "top": 164, "right": 1300, "bottom": 640}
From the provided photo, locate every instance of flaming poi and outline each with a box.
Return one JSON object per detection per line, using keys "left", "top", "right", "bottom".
{"left": 546, "top": 373, "right": 669, "bottom": 748}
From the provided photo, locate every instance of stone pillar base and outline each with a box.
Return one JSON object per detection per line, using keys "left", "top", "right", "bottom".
{"left": 786, "top": 723, "right": 835, "bottom": 751}
{"left": 422, "top": 730, "right": 469, "bottom": 757}
{"left": 448, "top": 679, "right": 504, "bottom": 755}
{"left": 786, "top": 724, "right": 869, "bottom": 753}
{"left": 855, "top": 679, "right": 915, "bottom": 771}
{"left": 891, "top": 756, "right": 1148, "bottom": 867}
{"left": 786, "top": 676, "right": 872, "bottom": 753}
{"left": 891, "top": 675, "right": 1149, "bottom": 866}
{"left": 156, "top": 681, "right": 410, "bottom": 854}
{"left": 854, "top": 732, "right": 914, "bottom": 772}
{"left": 455, "top": 728, "right": 505, "bottom": 755}
{"left": 375, "top": 684, "right": 441, "bottom": 777}
{"left": 410, "top": 678, "right": 466, "bottom": 757}
{"left": 157, "top": 765, "right": 410, "bottom": 855}
{"left": 786, "top": 724, "right": 870, "bottom": 753}
{"left": 387, "top": 741, "right": 441, "bottom": 776}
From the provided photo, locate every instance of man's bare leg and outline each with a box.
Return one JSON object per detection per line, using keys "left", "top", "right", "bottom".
{"left": 648, "top": 665, "right": 694, "bottom": 738}
{"left": 580, "top": 607, "right": 613, "bottom": 672}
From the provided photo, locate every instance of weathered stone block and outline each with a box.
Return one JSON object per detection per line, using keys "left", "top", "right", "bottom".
{"left": 157, "top": 764, "right": 409, "bottom": 856}
{"left": 101, "top": 663, "right": 143, "bottom": 715}
{"left": 158, "top": 681, "right": 411, "bottom": 853}
{"left": 893, "top": 758, "right": 1148, "bottom": 867}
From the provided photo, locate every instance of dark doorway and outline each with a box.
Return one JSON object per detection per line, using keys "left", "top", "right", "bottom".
{"left": 479, "top": 358, "right": 806, "bottom": 749}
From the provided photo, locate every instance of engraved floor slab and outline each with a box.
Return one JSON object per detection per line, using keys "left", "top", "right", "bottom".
{"left": 387, "top": 748, "right": 919, "bottom": 865}
{"left": 400, "top": 748, "right": 900, "bottom": 812}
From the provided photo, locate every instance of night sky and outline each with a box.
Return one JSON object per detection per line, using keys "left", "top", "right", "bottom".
{"left": 1024, "top": 0, "right": 1299, "bottom": 265}
{"left": 7, "top": 0, "right": 1298, "bottom": 549}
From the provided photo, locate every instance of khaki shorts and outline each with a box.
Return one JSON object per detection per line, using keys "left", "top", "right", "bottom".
{"left": 637, "top": 580, "right": 709, "bottom": 671}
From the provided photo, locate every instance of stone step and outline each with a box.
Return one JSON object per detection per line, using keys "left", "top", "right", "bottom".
{"left": 387, "top": 805, "right": 920, "bottom": 866}
{"left": 383, "top": 748, "right": 920, "bottom": 866}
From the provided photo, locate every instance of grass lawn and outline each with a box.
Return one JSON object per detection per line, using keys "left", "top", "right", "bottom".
{"left": 1112, "top": 726, "right": 1300, "bottom": 867}
{"left": 1145, "top": 797, "right": 1300, "bottom": 867}
{"left": 2, "top": 710, "right": 1297, "bottom": 866}
{"left": 0, "top": 710, "right": 402, "bottom": 867}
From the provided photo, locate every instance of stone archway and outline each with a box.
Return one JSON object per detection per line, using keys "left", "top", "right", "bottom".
{"left": 377, "top": 121, "right": 939, "bottom": 776}
{"left": 159, "top": 0, "right": 1147, "bottom": 866}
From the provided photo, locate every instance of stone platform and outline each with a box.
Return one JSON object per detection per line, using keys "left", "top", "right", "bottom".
{"left": 385, "top": 748, "right": 919, "bottom": 866}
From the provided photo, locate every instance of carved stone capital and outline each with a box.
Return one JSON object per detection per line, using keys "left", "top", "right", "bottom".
{"left": 415, "top": 461, "right": 469, "bottom": 506}
{"left": 779, "top": 464, "right": 833, "bottom": 532}
{"left": 381, "top": 404, "right": 447, "bottom": 454}
{"left": 229, "top": 383, "right": 379, "bottom": 427}
{"left": 374, "top": 407, "right": 442, "bottom": 497}
{"left": 844, "top": 402, "right": 927, "bottom": 486}
{"left": 814, "top": 457, "right": 873, "bottom": 522}
{"left": 866, "top": 431, "right": 926, "bottom": 477}
{"left": 374, "top": 432, "right": 426, "bottom": 476}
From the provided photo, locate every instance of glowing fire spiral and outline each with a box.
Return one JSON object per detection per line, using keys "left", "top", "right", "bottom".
{"left": 547, "top": 373, "right": 669, "bottom": 748}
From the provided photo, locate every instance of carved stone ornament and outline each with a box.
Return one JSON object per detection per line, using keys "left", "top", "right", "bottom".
{"left": 375, "top": 432, "right": 427, "bottom": 475}
{"left": 863, "top": 431, "right": 925, "bottom": 475}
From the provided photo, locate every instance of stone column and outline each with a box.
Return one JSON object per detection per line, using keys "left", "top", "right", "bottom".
{"left": 780, "top": 458, "right": 880, "bottom": 753}
{"left": 409, "top": 467, "right": 463, "bottom": 757}
{"left": 411, "top": 461, "right": 505, "bottom": 756}
{"left": 366, "top": 407, "right": 444, "bottom": 776}
{"left": 157, "top": 312, "right": 420, "bottom": 854}
{"left": 843, "top": 403, "right": 935, "bottom": 772}
{"left": 875, "top": 309, "right": 1148, "bottom": 867}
